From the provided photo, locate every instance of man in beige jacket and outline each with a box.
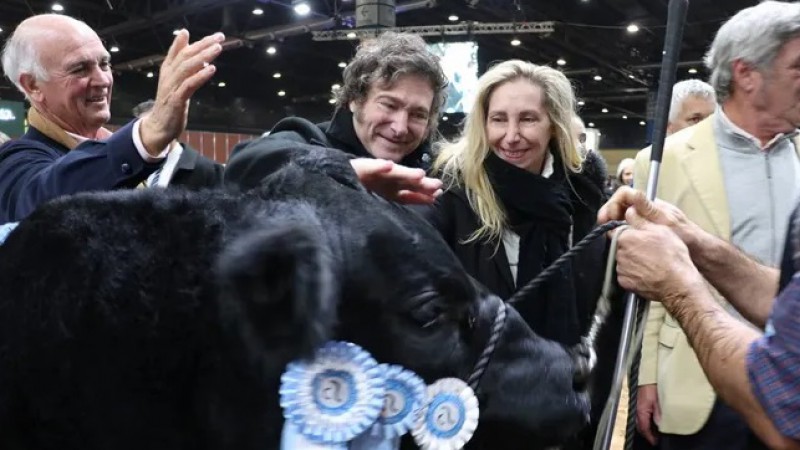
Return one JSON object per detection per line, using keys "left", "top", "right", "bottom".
{"left": 633, "top": 2, "right": 800, "bottom": 449}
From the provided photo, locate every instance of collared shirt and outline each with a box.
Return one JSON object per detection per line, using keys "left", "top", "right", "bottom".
{"left": 146, "top": 142, "right": 183, "bottom": 187}
{"left": 714, "top": 109, "right": 800, "bottom": 267}
{"left": 748, "top": 273, "right": 800, "bottom": 440}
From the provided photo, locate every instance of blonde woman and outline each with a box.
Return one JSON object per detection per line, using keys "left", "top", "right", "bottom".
{"left": 414, "top": 60, "right": 614, "bottom": 448}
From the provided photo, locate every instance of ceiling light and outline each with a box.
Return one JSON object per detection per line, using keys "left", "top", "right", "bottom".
{"left": 510, "top": 38, "right": 521, "bottom": 46}
{"left": 266, "top": 46, "right": 277, "bottom": 55}
{"left": 331, "top": 83, "right": 341, "bottom": 90}
{"left": 293, "top": 1, "right": 311, "bottom": 16}
{"left": 622, "top": 115, "right": 628, "bottom": 119}
{"left": 627, "top": 24, "right": 640, "bottom": 33}
{"left": 218, "top": 81, "right": 226, "bottom": 87}
{"left": 273, "top": 72, "right": 281, "bottom": 78}
{"left": 338, "top": 61, "right": 347, "bottom": 68}
{"left": 278, "top": 90, "right": 286, "bottom": 97}
{"left": 110, "top": 45, "right": 120, "bottom": 53}
{"left": 329, "top": 98, "right": 336, "bottom": 104}
{"left": 577, "top": 100, "right": 585, "bottom": 106}
{"left": 688, "top": 68, "right": 698, "bottom": 74}
{"left": 556, "top": 58, "right": 566, "bottom": 66}
{"left": 442, "top": 115, "right": 449, "bottom": 121}
{"left": 146, "top": 72, "right": 154, "bottom": 78}
{"left": 639, "top": 120, "right": 646, "bottom": 126}
{"left": 252, "top": 7, "right": 264, "bottom": 15}
{"left": 346, "top": 32, "right": 357, "bottom": 39}
{"left": 594, "top": 75, "right": 602, "bottom": 81}
{"left": 0, "top": 27, "right": 5, "bottom": 33}
{"left": 51, "top": 3, "right": 64, "bottom": 12}
{"left": 602, "top": 108, "right": 609, "bottom": 113}
{"left": 588, "top": 122, "right": 595, "bottom": 127}
{"left": 448, "top": 15, "right": 459, "bottom": 21}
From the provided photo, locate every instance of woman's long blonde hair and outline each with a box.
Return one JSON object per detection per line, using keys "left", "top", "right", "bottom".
{"left": 433, "top": 59, "right": 584, "bottom": 244}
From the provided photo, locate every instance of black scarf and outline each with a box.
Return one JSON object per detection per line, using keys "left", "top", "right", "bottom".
{"left": 324, "top": 108, "right": 432, "bottom": 170}
{"left": 484, "top": 151, "right": 580, "bottom": 345}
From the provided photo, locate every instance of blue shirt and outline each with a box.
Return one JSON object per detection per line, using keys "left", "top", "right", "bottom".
{"left": 747, "top": 204, "right": 800, "bottom": 440}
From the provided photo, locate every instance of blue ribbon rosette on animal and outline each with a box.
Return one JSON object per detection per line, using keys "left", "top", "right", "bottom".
{"left": 412, "top": 378, "right": 479, "bottom": 450}
{"left": 0, "top": 222, "right": 18, "bottom": 245}
{"left": 350, "top": 364, "right": 426, "bottom": 449}
{"left": 279, "top": 341, "right": 385, "bottom": 449}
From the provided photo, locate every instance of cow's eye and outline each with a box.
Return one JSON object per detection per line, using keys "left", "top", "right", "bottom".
{"left": 408, "top": 292, "right": 447, "bottom": 329}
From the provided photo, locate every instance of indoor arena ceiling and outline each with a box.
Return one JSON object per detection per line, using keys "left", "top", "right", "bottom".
{"left": 0, "top": 0, "right": 758, "bottom": 135}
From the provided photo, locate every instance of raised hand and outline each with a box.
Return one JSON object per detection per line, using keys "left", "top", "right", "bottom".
{"left": 139, "top": 30, "right": 225, "bottom": 156}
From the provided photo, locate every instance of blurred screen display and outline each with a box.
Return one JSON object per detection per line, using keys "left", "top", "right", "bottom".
{"left": 427, "top": 42, "right": 479, "bottom": 114}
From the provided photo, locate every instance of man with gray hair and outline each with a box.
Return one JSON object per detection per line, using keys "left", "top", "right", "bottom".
{"left": 666, "top": 79, "right": 716, "bottom": 135}
{"left": 225, "top": 32, "right": 447, "bottom": 202}
{"left": 0, "top": 14, "right": 225, "bottom": 222}
{"left": 633, "top": 2, "right": 800, "bottom": 449}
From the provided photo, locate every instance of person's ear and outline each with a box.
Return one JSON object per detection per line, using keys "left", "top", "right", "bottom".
{"left": 19, "top": 73, "right": 44, "bottom": 102}
{"left": 731, "top": 59, "right": 759, "bottom": 94}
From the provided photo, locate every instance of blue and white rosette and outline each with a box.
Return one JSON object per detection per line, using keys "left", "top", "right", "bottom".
{"left": 279, "top": 341, "right": 385, "bottom": 448}
{"left": 350, "top": 364, "right": 426, "bottom": 449}
{"left": 0, "top": 222, "right": 18, "bottom": 246}
{"left": 412, "top": 378, "right": 480, "bottom": 450}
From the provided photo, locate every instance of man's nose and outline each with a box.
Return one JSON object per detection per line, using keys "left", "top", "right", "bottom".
{"left": 89, "top": 65, "right": 111, "bottom": 86}
{"left": 389, "top": 110, "right": 409, "bottom": 137}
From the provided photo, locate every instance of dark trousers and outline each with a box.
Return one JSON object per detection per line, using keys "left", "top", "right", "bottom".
{"left": 659, "top": 400, "right": 768, "bottom": 450}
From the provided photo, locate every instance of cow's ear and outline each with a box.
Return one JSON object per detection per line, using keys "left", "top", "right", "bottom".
{"left": 216, "top": 220, "right": 337, "bottom": 358}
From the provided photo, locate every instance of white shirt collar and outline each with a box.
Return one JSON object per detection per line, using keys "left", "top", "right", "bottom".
{"left": 717, "top": 107, "right": 799, "bottom": 151}
{"left": 541, "top": 151, "right": 555, "bottom": 178}
{"left": 148, "top": 142, "right": 183, "bottom": 187}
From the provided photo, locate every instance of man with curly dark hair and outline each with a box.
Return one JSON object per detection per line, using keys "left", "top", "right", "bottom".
{"left": 225, "top": 32, "right": 449, "bottom": 197}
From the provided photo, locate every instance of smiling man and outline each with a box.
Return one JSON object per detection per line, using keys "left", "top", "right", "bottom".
{"left": 328, "top": 32, "right": 448, "bottom": 169}
{"left": 227, "top": 32, "right": 448, "bottom": 173}
{"left": 224, "top": 32, "right": 446, "bottom": 204}
{"left": 0, "top": 14, "right": 224, "bottom": 222}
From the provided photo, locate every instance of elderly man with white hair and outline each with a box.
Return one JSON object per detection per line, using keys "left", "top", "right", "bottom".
{"left": 632, "top": 2, "right": 800, "bottom": 449}
{"left": 0, "top": 14, "right": 226, "bottom": 223}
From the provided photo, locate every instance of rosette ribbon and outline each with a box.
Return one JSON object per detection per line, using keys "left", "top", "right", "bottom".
{"left": 412, "top": 378, "right": 479, "bottom": 450}
{"left": 0, "top": 222, "right": 18, "bottom": 245}
{"left": 279, "top": 341, "right": 385, "bottom": 449}
{"left": 350, "top": 364, "right": 426, "bottom": 450}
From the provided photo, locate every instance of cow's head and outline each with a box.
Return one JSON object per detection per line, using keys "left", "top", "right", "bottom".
{"left": 220, "top": 148, "right": 590, "bottom": 439}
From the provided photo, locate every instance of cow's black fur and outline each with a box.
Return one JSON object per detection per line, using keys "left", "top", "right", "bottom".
{"left": 0, "top": 147, "right": 593, "bottom": 449}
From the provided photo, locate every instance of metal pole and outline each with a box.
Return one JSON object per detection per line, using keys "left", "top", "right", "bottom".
{"left": 593, "top": 1, "right": 689, "bottom": 449}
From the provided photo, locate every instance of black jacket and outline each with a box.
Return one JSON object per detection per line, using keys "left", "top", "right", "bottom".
{"left": 168, "top": 145, "right": 224, "bottom": 190}
{"left": 413, "top": 151, "right": 610, "bottom": 343}
{"left": 225, "top": 110, "right": 433, "bottom": 191}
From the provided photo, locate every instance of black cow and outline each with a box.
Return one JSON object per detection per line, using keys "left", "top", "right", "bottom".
{"left": 0, "top": 147, "right": 592, "bottom": 449}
